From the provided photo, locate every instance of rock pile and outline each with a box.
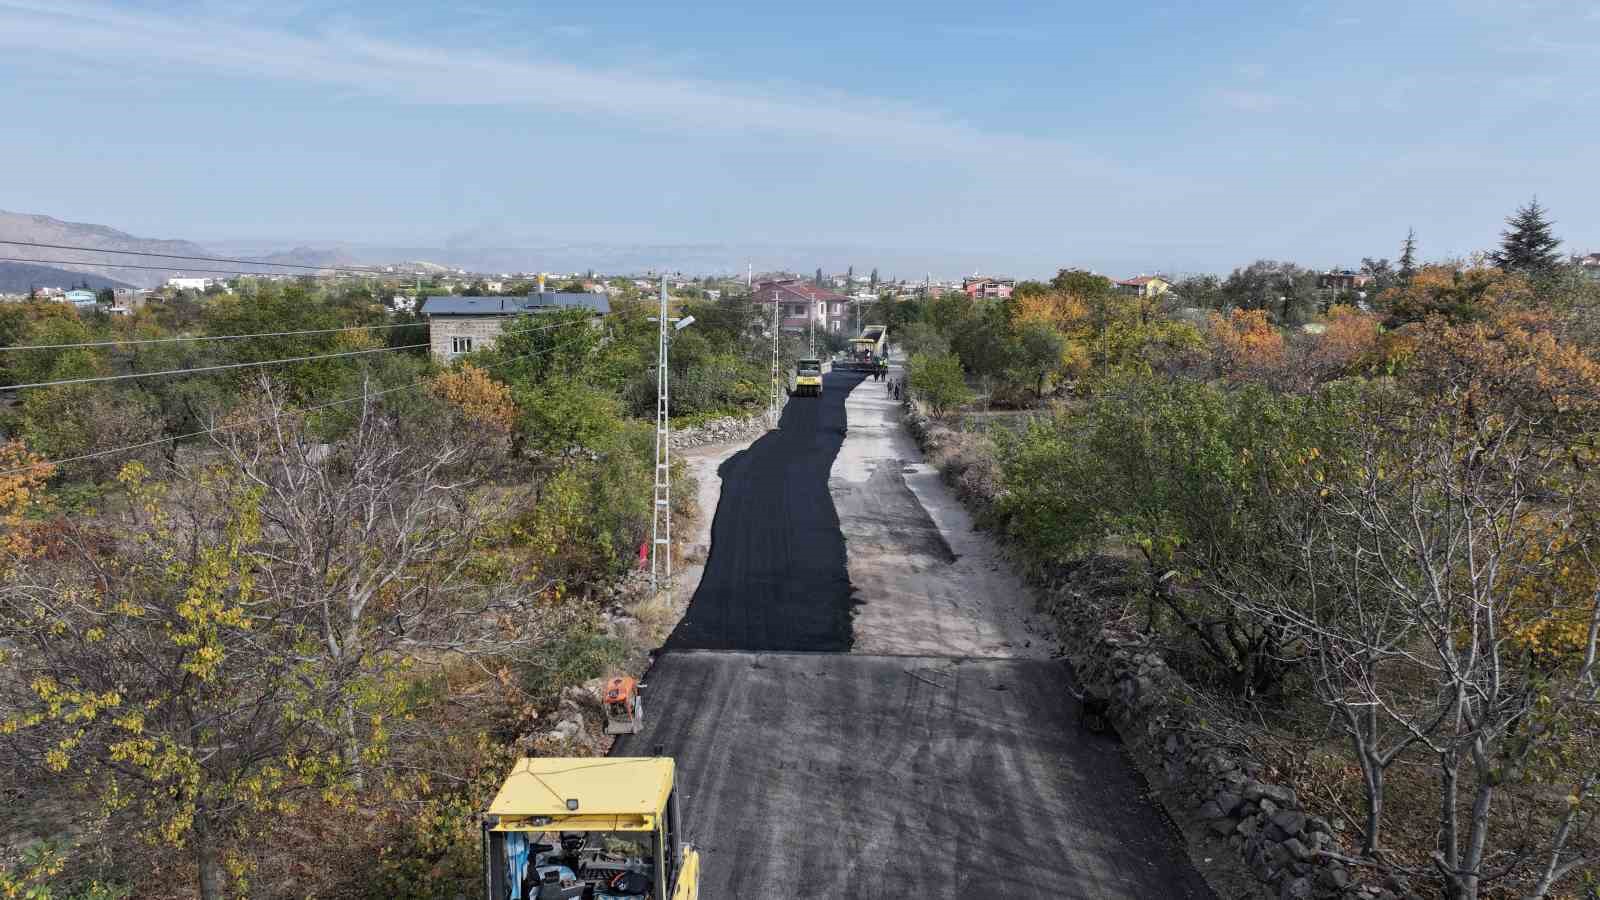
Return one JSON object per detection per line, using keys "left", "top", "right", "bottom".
{"left": 530, "top": 679, "right": 607, "bottom": 753}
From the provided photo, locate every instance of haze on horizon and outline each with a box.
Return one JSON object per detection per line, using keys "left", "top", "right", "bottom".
{"left": 1, "top": 0, "right": 1596, "bottom": 278}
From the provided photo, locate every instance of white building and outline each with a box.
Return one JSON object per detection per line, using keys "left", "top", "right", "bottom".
{"left": 166, "top": 277, "right": 213, "bottom": 291}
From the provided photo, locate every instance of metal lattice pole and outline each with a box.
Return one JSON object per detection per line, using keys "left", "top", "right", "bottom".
{"left": 651, "top": 276, "right": 672, "bottom": 596}
{"left": 769, "top": 292, "right": 781, "bottom": 429}
{"left": 809, "top": 295, "right": 816, "bottom": 358}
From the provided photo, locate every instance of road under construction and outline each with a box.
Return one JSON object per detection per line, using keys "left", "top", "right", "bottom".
{"left": 617, "top": 368, "right": 1214, "bottom": 898}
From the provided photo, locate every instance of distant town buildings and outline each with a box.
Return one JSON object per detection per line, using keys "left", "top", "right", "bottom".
{"left": 1115, "top": 274, "right": 1172, "bottom": 297}
{"left": 419, "top": 292, "right": 609, "bottom": 361}
{"left": 1580, "top": 252, "right": 1600, "bottom": 282}
{"left": 1318, "top": 269, "right": 1374, "bottom": 291}
{"left": 963, "top": 277, "right": 1015, "bottom": 300}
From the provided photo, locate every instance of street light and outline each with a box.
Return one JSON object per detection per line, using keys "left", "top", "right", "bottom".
{"left": 650, "top": 280, "right": 695, "bottom": 598}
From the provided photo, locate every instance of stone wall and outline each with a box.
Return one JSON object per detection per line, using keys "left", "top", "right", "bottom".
{"left": 902, "top": 402, "right": 1388, "bottom": 900}
{"left": 669, "top": 398, "right": 787, "bottom": 451}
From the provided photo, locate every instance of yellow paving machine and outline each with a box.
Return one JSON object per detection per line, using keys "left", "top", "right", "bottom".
{"left": 794, "top": 358, "right": 824, "bottom": 397}
{"left": 482, "top": 757, "right": 699, "bottom": 899}
{"left": 844, "top": 325, "right": 887, "bottom": 371}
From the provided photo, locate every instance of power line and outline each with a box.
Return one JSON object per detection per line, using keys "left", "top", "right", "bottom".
{"left": 2, "top": 342, "right": 428, "bottom": 391}
{"left": 0, "top": 309, "right": 584, "bottom": 353}
{"left": 0, "top": 240, "right": 399, "bottom": 275}
{"left": 0, "top": 319, "right": 611, "bottom": 478}
{"left": 0, "top": 321, "right": 420, "bottom": 352}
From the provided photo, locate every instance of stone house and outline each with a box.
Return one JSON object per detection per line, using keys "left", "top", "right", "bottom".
{"left": 420, "top": 292, "right": 610, "bottom": 361}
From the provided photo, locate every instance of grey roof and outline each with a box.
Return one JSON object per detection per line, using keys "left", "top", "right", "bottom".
{"left": 420, "top": 292, "right": 610, "bottom": 317}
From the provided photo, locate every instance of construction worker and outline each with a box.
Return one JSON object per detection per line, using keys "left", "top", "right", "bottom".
{"left": 878, "top": 358, "right": 889, "bottom": 383}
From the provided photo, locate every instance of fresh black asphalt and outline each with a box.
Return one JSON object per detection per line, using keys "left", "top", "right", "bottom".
{"left": 617, "top": 652, "right": 1215, "bottom": 899}
{"left": 664, "top": 370, "right": 868, "bottom": 652}
{"left": 632, "top": 371, "right": 1215, "bottom": 898}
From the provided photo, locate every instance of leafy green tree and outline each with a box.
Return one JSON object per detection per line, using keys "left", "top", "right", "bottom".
{"left": 516, "top": 377, "right": 624, "bottom": 460}
{"left": 925, "top": 291, "right": 973, "bottom": 338}
{"left": 1010, "top": 280, "right": 1051, "bottom": 300}
{"left": 1221, "top": 260, "right": 1319, "bottom": 323}
{"left": 481, "top": 309, "right": 603, "bottom": 387}
{"left": 905, "top": 351, "right": 972, "bottom": 418}
{"left": 1492, "top": 197, "right": 1562, "bottom": 275}
{"left": 1050, "top": 268, "right": 1113, "bottom": 297}
{"left": 1359, "top": 257, "right": 1394, "bottom": 294}
{"left": 1170, "top": 274, "right": 1223, "bottom": 309}
{"left": 1011, "top": 322, "right": 1067, "bottom": 398}
{"left": 949, "top": 301, "right": 1014, "bottom": 380}
{"left": 897, "top": 321, "right": 949, "bottom": 358}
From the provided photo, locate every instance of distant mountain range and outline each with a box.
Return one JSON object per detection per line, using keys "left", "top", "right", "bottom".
{"left": 0, "top": 261, "right": 133, "bottom": 294}
{"left": 1, "top": 209, "right": 1065, "bottom": 286}
{"left": 0, "top": 210, "right": 221, "bottom": 289}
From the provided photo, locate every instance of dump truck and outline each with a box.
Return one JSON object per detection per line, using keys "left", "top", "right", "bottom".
{"left": 794, "top": 358, "right": 824, "bottom": 397}
{"left": 482, "top": 756, "right": 699, "bottom": 899}
{"left": 844, "top": 325, "right": 888, "bottom": 370}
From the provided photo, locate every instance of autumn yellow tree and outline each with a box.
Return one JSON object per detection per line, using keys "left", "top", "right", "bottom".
{"left": 1378, "top": 264, "right": 1532, "bottom": 325}
{"left": 0, "top": 463, "right": 363, "bottom": 900}
{"left": 1207, "top": 308, "right": 1284, "bottom": 382}
{"left": 1301, "top": 304, "right": 1383, "bottom": 382}
{"left": 431, "top": 363, "right": 516, "bottom": 432}
{"left": 0, "top": 440, "right": 52, "bottom": 572}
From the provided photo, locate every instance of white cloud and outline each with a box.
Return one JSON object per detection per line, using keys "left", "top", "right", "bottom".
{"left": 0, "top": 0, "right": 1126, "bottom": 177}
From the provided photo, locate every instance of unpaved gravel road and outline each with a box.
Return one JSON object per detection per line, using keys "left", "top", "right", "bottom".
{"left": 627, "top": 369, "right": 1213, "bottom": 899}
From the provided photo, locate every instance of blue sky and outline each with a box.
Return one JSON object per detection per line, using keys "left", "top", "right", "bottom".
{"left": 0, "top": 0, "right": 1596, "bottom": 277}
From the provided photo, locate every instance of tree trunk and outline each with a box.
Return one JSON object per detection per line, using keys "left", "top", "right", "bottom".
{"left": 194, "top": 815, "right": 225, "bottom": 900}
{"left": 1439, "top": 752, "right": 1465, "bottom": 899}
{"left": 1358, "top": 748, "right": 1383, "bottom": 856}
{"left": 343, "top": 698, "right": 365, "bottom": 792}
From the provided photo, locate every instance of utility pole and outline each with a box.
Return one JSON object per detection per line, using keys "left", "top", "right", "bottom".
{"left": 649, "top": 278, "right": 696, "bottom": 597}
{"left": 809, "top": 297, "right": 816, "bottom": 358}
{"left": 651, "top": 276, "right": 672, "bottom": 597}
{"left": 769, "top": 290, "right": 781, "bottom": 429}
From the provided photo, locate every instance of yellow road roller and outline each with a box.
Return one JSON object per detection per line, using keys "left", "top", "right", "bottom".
{"left": 482, "top": 756, "right": 699, "bottom": 899}
{"left": 795, "top": 358, "right": 823, "bottom": 397}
